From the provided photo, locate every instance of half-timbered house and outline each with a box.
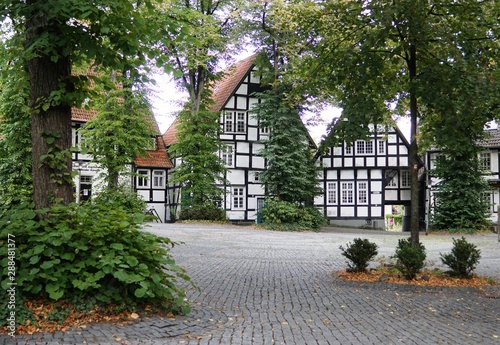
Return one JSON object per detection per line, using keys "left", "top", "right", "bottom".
{"left": 163, "top": 54, "right": 316, "bottom": 222}
{"left": 426, "top": 129, "right": 500, "bottom": 225}
{"left": 315, "top": 124, "right": 422, "bottom": 229}
{"left": 71, "top": 107, "right": 172, "bottom": 221}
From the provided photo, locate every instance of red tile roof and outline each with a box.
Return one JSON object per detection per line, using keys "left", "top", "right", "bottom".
{"left": 210, "top": 54, "right": 257, "bottom": 112}
{"left": 162, "top": 54, "right": 257, "bottom": 145}
{"left": 162, "top": 117, "right": 180, "bottom": 146}
{"left": 134, "top": 137, "right": 173, "bottom": 168}
{"left": 71, "top": 108, "right": 97, "bottom": 122}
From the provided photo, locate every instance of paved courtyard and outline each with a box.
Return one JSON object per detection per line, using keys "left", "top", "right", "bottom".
{"left": 2, "top": 223, "right": 500, "bottom": 344}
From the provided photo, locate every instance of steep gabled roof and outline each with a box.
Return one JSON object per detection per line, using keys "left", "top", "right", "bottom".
{"left": 162, "top": 117, "right": 180, "bottom": 147}
{"left": 210, "top": 54, "right": 257, "bottom": 112}
{"left": 162, "top": 55, "right": 258, "bottom": 146}
{"left": 134, "top": 136, "right": 173, "bottom": 168}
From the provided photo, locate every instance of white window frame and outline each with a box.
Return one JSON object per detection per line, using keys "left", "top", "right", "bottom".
{"left": 357, "top": 181, "right": 368, "bottom": 205}
{"left": 356, "top": 140, "right": 374, "bottom": 155}
{"left": 221, "top": 144, "right": 234, "bottom": 167}
{"left": 480, "top": 152, "right": 491, "bottom": 170}
{"left": 401, "top": 170, "right": 411, "bottom": 188}
{"left": 137, "top": 169, "right": 150, "bottom": 188}
{"left": 259, "top": 123, "right": 270, "bottom": 134}
{"left": 223, "top": 111, "right": 246, "bottom": 133}
{"left": 232, "top": 187, "right": 245, "bottom": 210}
{"left": 80, "top": 176, "right": 92, "bottom": 184}
{"left": 152, "top": 170, "right": 165, "bottom": 189}
{"left": 327, "top": 182, "right": 337, "bottom": 205}
{"left": 378, "top": 140, "right": 385, "bottom": 154}
{"left": 345, "top": 143, "right": 352, "bottom": 155}
{"left": 341, "top": 182, "right": 354, "bottom": 205}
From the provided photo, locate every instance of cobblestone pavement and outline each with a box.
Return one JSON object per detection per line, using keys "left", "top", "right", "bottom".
{"left": 2, "top": 224, "right": 500, "bottom": 345}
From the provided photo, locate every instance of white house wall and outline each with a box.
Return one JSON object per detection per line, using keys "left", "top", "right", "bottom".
{"left": 316, "top": 127, "right": 412, "bottom": 229}
{"left": 426, "top": 148, "right": 500, "bottom": 224}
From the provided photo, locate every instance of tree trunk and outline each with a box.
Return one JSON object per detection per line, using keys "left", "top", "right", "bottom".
{"left": 27, "top": 2, "right": 74, "bottom": 210}
{"left": 409, "top": 44, "right": 420, "bottom": 246}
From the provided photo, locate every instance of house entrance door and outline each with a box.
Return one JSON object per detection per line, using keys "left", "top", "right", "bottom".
{"left": 80, "top": 176, "right": 92, "bottom": 201}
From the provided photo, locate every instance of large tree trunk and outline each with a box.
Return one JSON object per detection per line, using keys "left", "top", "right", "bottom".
{"left": 27, "top": 2, "right": 74, "bottom": 210}
{"left": 409, "top": 44, "right": 420, "bottom": 246}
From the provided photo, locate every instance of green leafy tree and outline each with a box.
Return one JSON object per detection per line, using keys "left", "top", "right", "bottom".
{"left": 240, "top": 3, "right": 322, "bottom": 205}
{"left": 430, "top": 151, "right": 490, "bottom": 232}
{"left": 0, "top": 38, "right": 32, "bottom": 205}
{"left": 1, "top": 0, "right": 159, "bottom": 209}
{"left": 169, "top": 108, "right": 227, "bottom": 207}
{"left": 154, "top": 0, "right": 242, "bottom": 211}
{"left": 253, "top": 82, "right": 321, "bottom": 203}
{"left": 79, "top": 83, "right": 154, "bottom": 190}
{"left": 270, "top": 0, "right": 498, "bottom": 245}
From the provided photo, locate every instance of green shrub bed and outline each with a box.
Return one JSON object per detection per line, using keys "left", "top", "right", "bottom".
{"left": 0, "top": 201, "right": 191, "bottom": 328}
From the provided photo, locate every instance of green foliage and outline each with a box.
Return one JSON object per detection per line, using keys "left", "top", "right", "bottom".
{"left": 0, "top": 43, "right": 33, "bottom": 205}
{"left": 252, "top": 57, "right": 322, "bottom": 204}
{"left": 170, "top": 109, "right": 228, "bottom": 210}
{"left": 260, "top": 198, "right": 326, "bottom": 231}
{"left": 79, "top": 86, "right": 154, "bottom": 190}
{"left": 92, "top": 186, "right": 148, "bottom": 215}
{"left": 393, "top": 238, "right": 426, "bottom": 280}
{"left": 339, "top": 238, "right": 379, "bottom": 273}
{"left": 430, "top": 152, "right": 490, "bottom": 232}
{"left": 440, "top": 237, "right": 481, "bottom": 278}
{"left": 179, "top": 202, "right": 226, "bottom": 222}
{"left": 0, "top": 201, "right": 191, "bottom": 327}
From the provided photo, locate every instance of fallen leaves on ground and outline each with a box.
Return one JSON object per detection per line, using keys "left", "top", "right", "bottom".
{"left": 336, "top": 267, "right": 498, "bottom": 288}
{"left": 2, "top": 300, "right": 175, "bottom": 335}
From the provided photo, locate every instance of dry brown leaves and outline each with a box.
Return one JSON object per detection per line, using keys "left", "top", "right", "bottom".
{"left": 2, "top": 300, "right": 175, "bottom": 335}
{"left": 336, "top": 268, "right": 498, "bottom": 288}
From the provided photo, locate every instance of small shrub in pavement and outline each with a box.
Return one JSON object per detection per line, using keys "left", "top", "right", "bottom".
{"left": 339, "top": 238, "right": 379, "bottom": 273}
{"left": 440, "top": 237, "right": 481, "bottom": 278}
{"left": 393, "top": 238, "right": 426, "bottom": 280}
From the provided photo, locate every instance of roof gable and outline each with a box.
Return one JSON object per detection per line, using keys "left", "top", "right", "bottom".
{"left": 210, "top": 54, "right": 257, "bottom": 112}
{"left": 163, "top": 54, "right": 257, "bottom": 145}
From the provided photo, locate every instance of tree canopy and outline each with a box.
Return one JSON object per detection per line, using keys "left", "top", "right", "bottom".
{"left": 1, "top": 0, "right": 161, "bottom": 209}
{"left": 266, "top": 0, "right": 499, "bottom": 242}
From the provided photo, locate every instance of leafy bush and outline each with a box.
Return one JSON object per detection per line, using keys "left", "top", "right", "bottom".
{"left": 179, "top": 202, "right": 226, "bottom": 221}
{"left": 440, "top": 237, "right": 481, "bottom": 278}
{"left": 339, "top": 238, "right": 379, "bottom": 273}
{"left": 92, "top": 185, "right": 148, "bottom": 214}
{"left": 393, "top": 238, "right": 426, "bottom": 280}
{"left": 0, "top": 202, "right": 191, "bottom": 327}
{"left": 260, "top": 198, "right": 326, "bottom": 231}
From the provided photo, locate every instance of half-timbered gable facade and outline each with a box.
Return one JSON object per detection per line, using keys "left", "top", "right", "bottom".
{"left": 71, "top": 107, "right": 172, "bottom": 221}
{"left": 315, "top": 125, "right": 414, "bottom": 229}
{"left": 163, "top": 55, "right": 272, "bottom": 222}
{"left": 426, "top": 129, "right": 500, "bottom": 224}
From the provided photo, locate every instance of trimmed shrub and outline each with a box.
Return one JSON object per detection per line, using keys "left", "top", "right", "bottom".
{"left": 393, "top": 238, "right": 426, "bottom": 280}
{"left": 260, "top": 198, "right": 327, "bottom": 231}
{"left": 0, "top": 202, "right": 191, "bottom": 327}
{"left": 440, "top": 237, "right": 481, "bottom": 278}
{"left": 339, "top": 238, "right": 379, "bottom": 273}
{"left": 179, "top": 202, "right": 226, "bottom": 221}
